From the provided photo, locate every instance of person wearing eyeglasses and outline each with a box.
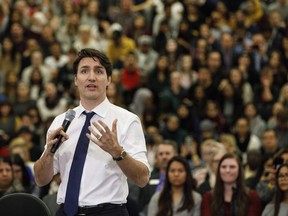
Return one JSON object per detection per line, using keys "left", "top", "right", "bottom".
{"left": 262, "top": 163, "right": 288, "bottom": 216}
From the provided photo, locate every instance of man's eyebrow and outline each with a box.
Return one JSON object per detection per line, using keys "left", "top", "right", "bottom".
{"left": 79, "top": 64, "right": 104, "bottom": 70}
{"left": 93, "top": 65, "right": 105, "bottom": 70}
{"left": 79, "top": 65, "right": 90, "bottom": 69}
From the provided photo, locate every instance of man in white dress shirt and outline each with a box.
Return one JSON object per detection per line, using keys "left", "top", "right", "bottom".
{"left": 34, "top": 48, "right": 150, "bottom": 216}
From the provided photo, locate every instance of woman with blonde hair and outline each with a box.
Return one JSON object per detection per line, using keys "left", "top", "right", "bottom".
{"left": 278, "top": 83, "right": 288, "bottom": 107}
{"left": 219, "top": 133, "right": 239, "bottom": 156}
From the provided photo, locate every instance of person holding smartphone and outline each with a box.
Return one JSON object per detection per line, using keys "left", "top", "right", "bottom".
{"left": 256, "top": 149, "right": 288, "bottom": 206}
{"left": 262, "top": 163, "right": 288, "bottom": 216}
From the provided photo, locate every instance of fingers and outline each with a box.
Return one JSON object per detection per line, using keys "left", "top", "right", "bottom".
{"left": 87, "top": 124, "right": 102, "bottom": 143}
{"left": 88, "top": 119, "right": 121, "bottom": 157}
{"left": 112, "top": 119, "right": 118, "bottom": 136}
{"left": 88, "top": 119, "right": 118, "bottom": 144}
{"left": 96, "top": 134, "right": 102, "bottom": 140}
{"left": 92, "top": 119, "right": 117, "bottom": 135}
{"left": 90, "top": 120, "right": 109, "bottom": 140}
{"left": 47, "top": 127, "right": 69, "bottom": 149}
{"left": 86, "top": 132, "right": 98, "bottom": 144}
{"left": 48, "top": 127, "right": 63, "bottom": 140}
{"left": 97, "top": 120, "right": 111, "bottom": 133}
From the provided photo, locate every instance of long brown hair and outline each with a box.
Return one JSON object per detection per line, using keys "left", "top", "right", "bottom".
{"left": 274, "top": 163, "right": 288, "bottom": 216}
{"left": 211, "top": 153, "right": 249, "bottom": 216}
{"left": 156, "top": 156, "right": 196, "bottom": 216}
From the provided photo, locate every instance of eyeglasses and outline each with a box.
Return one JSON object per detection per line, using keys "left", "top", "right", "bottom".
{"left": 278, "top": 173, "right": 288, "bottom": 179}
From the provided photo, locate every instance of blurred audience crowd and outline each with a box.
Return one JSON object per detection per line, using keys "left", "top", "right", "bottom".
{"left": 1, "top": 0, "right": 288, "bottom": 215}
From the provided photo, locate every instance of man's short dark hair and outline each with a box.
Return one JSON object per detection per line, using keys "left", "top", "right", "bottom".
{"left": 73, "top": 48, "right": 113, "bottom": 77}
{"left": 156, "top": 139, "right": 178, "bottom": 154}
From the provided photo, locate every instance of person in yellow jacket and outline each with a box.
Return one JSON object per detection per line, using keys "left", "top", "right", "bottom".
{"left": 106, "top": 23, "right": 136, "bottom": 69}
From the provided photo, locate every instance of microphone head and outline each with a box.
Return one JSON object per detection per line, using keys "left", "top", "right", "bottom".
{"left": 65, "top": 109, "right": 76, "bottom": 121}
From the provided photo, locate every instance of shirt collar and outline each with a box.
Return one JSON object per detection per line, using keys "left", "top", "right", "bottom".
{"left": 76, "top": 98, "right": 110, "bottom": 119}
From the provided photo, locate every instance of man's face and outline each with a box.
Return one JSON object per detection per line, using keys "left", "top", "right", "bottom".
{"left": 236, "top": 119, "right": 249, "bottom": 135}
{"left": 262, "top": 130, "right": 278, "bottom": 152}
{"left": 207, "top": 52, "right": 221, "bottom": 70}
{"left": 74, "top": 57, "right": 111, "bottom": 104}
{"left": 167, "top": 116, "right": 179, "bottom": 131}
{"left": 156, "top": 144, "right": 176, "bottom": 170}
{"left": 31, "top": 51, "right": 43, "bottom": 66}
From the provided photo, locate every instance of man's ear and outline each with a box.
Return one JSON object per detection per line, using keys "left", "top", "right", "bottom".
{"left": 74, "top": 76, "right": 78, "bottom": 86}
{"left": 107, "top": 76, "right": 112, "bottom": 86}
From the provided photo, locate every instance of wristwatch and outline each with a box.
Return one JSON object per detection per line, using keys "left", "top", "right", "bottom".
{"left": 112, "top": 148, "right": 127, "bottom": 161}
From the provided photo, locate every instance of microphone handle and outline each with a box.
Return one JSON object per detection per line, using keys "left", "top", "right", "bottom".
{"left": 50, "top": 120, "right": 71, "bottom": 153}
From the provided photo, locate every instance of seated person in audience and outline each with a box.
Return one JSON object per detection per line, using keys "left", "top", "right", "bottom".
{"left": 148, "top": 156, "right": 202, "bottom": 216}
{"left": 10, "top": 153, "right": 36, "bottom": 194}
{"left": 219, "top": 133, "right": 240, "bottom": 156}
{"left": 0, "top": 156, "right": 25, "bottom": 198}
{"left": 193, "top": 139, "right": 226, "bottom": 195}
{"left": 262, "top": 163, "right": 288, "bottom": 216}
{"left": 201, "top": 153, "right": 261, "bottom": 216}
{"left": 9, "top": 137, "right": 34, "bottom": 182}
{"left": 233, "top": 117, "right": 262, "bottom": 164}
{"left": 256, "top": 149, "right": 288, "bottom": 205}
{"left": 197, "top": 146, "right": 227, "bottom": 195}
{"left": 260, "top": 128, "right": 280, "bottom": 161}
{"left": 244, "top": 150, "right": 263, "bottom": 189}
{"left": 137, "top": 140, "right": 178, "bottom": 215}
{"left": 42, "top": 173, "right": 61, "bottom": 216}
{"left": 180, "top": 135, "right": 203, "bottom": 171}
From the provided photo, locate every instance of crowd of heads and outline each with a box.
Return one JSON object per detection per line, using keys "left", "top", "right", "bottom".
{"left": 0, "top": 0, "right": 288, "bottom": 214}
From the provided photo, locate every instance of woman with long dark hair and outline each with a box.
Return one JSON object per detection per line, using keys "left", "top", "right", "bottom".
{"left": 201, "top": 153, "right": 261, "bottom": 216}
{"left": 148, "top": 156, "right": 201, "bottom": 216}
{"left": 0, "top": 156, "right": 25, "bottom": 198}
{"left": 10, "top": 153, "right": 35, "bottom": 194}
{"left": 0, "top": 37, "right": 21, "bottom": 78}
{"left": 262, "top": 163, "right": 288, "bottom": 216}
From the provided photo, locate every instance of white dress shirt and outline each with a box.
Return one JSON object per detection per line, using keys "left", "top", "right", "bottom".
{"left": 46, "top": 98, "right": 150, "bottom": 206}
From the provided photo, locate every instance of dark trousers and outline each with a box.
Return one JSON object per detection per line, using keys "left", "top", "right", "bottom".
{"left": 56, "top": 204, "right": 129, "bottom": 216}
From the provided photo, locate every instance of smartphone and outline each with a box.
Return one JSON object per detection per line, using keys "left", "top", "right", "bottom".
{"left": 273, "top": 157, "right": 284, "bottom": 170}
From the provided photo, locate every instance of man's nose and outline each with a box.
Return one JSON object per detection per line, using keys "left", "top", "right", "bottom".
{"left": 88, "top": 71, "right": 96, "bottom": 80}
{"left": 2, "top": 170, "right": 10, "bottom": 175}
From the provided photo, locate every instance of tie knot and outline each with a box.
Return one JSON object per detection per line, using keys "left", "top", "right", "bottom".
{"left": 83, "top": 111, "right": 95, "bottom": 120}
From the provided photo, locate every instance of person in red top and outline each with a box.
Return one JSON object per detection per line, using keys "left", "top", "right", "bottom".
{"left": 200, "top": 153, "right": 261, "bottom": 216}
{"left": 120, "top": 52, "right": 141, "bottom": 106}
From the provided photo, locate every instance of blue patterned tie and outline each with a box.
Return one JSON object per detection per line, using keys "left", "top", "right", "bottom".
{"left": 64, "top": 111, "right": 94, "bottom": 216}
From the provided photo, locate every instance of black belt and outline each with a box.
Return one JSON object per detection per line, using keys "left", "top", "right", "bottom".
{"left": 60, "top": 203, "right": 125, "bottom": 215}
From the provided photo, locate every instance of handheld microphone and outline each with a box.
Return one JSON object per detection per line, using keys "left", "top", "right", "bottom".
{"left": 50, "top": 109, "right": 76, "bottom": 153}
